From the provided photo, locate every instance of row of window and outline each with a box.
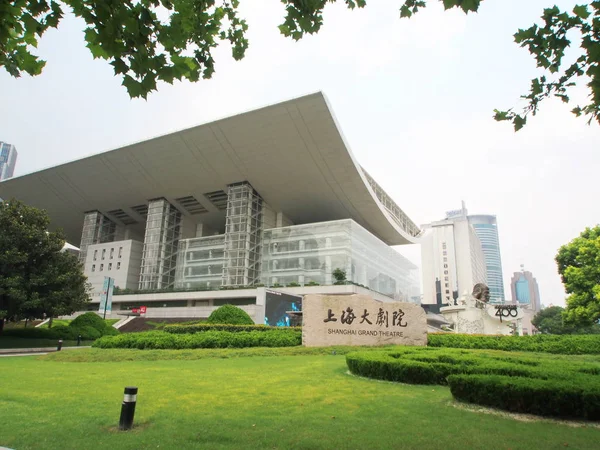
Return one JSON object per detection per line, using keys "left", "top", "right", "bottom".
{"left": 91, "top": 262, "right": 121, "bottom": 272}
{"left": 93, "top": 247, "right": 123, "bottom": 261}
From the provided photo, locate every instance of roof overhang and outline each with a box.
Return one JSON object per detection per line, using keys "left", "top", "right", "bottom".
{"left": 0, "top": 92, "right": 419, "bottom": 246}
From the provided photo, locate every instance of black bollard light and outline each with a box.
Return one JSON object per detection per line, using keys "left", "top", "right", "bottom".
{"left": 119, "top": 386, "right": 138, "bottom": 431}
{"left": 77, "top": 335, "right": 81, "bottom": 346}
{"left": 57, "top": 339, "right": 63, "bottom": 351}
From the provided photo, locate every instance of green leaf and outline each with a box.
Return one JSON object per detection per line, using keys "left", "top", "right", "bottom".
{"left": 513, "top": 114, "right": 527, "bottom": 132}
{"left": 572, "top": 5, "right": 591, "bottom": 19}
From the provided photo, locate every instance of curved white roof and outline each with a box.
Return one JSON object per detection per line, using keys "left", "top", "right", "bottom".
{"left": 0, "top": 92, "right": 420, "bottom": 245}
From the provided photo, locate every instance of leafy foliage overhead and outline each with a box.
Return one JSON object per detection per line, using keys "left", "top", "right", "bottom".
{"left": 1, "top": 1, "right": 599, "bottom": 129}
{"left": 556, "top": 226, "right": 600, "bottom": 326}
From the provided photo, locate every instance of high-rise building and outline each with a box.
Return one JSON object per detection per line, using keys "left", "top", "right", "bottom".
{"left": 510, "top": 265, "right": 541, "bottom": 312}
{"left": 467, "top": 214, "right": 506, "bottom": 303}
{"left": 0, "top": 141, "right": 17, "bottom": 181}
{"left": 421, "top": 213, "right": 488, "bottom": 311}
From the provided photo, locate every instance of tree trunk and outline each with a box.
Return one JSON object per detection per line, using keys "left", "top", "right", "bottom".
{"left": 48, "top": 317, "right": 53, "bottom": 329}
{"left": 0, "top": 318, "right": 4, "bottom": 335}
{"left": 24, "top": 318, "right": 28, "bottom": 328}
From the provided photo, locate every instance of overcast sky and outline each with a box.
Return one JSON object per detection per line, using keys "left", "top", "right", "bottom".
{"left": 1, "top": 0, "right": 598, "bottom": 306}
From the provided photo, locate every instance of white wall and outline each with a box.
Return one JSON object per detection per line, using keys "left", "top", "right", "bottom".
{"left": 84, "top": 239, "right": 143, "bottom": 301}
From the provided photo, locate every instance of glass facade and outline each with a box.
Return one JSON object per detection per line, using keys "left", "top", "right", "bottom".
{"left": 515, "top": 274, "right": 530, "bottom": 304}
{"left": 468, "top": 216, "right": 505, "bottom": 303}
{"left": 79, "top": 211, "right": 116, "bottom": 263}
{"left": 175, "top": 234, "right": 225, "bottom": 290}
{"left": 261, "top": 219, "right": 419, "bottom": 301}
{"left": 0, "top": 142, "right": 17, "bottom": 181}
{"left": 222, "top": 183, "right": 264, "bottom": 286}
{"left": 139, "top": 198, "right": 182, "bottom": 290}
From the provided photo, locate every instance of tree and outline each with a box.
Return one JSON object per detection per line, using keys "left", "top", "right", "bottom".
{"left": 532, "top": 306, "right": 570, "bottom": 334}
{"left": 332, "top": 268, "right": 347, "bottom": 285}
{"left": 2, "top": 1, "right": 598, "bottom": 129}
{"left": 0, "top": 199, "right": 90, "bottom": 332}
{"left": 556, "top": 225, "right": 600, "bottom": 326}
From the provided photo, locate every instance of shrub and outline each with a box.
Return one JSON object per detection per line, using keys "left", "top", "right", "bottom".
{"left": 69, "top": 312, "right": 119, "bottom": 338}
{"left": 164, "top": 323, "right": 301, "bottom": 334}
{"left": 428, "top": 332, "right": 600, "bottom": 355}
{"left": 70, "top": 313, "right": 106, "bottom": 333}
{"left": 448, "top": 374, "right": 600, "bottom": 421}
{"left": 346, "top": 347, "right": 600, "bottom": 420}
{"left": 206, "top": 305, "right": 254, "bottom": 325}
{"left": 93, "top": 329, "right": 302, "bottom": 349}
{"left": 346, "top": 350, "right": 545, "bottom": 385}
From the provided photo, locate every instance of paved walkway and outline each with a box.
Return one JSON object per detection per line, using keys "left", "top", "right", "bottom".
{"left": 0, "top": 346, "right": 91, "bottom": 357}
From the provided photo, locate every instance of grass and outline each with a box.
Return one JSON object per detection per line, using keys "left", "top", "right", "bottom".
{"left": 0, "top": 337, "right": 94, "bottom": 349}
{"left": 1, "top": 349, "right": 599, "bottom": 449}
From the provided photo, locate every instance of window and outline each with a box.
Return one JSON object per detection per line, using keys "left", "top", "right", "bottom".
{"left": 93, "top": 250, "right": 98, "bottom": 261}
{"left": 100, "top": 264, "right": 104, "bottom": 271}
{"left": 443, "top": 264, "right": 448, "bottom": 268}
{"left": 444, "top": 277, "right": 449, "bottom": 281}
{"left": 445, "top": 290, "right": 450, "bottom": 294}
{"left": 108, "top": 263, "right": 112, "bottom": 271}
{"left": 444, "top": 270, "right": 448, "bottom": 275}
{"left": 110, "top": 248, "right": 114, "bottom": 259}
{"left": 102, "top": 249, "right": 106, "bottom": 260}
{"left": 117, "top": 262, "right": 121, "bottom": 270}
{"left": 445, "top": 283, "right": 449, "bottom": 288}
{"left": 443, "top": 251, "right": 447, "bottom": 256}
{"left": 118, "top": 247, "right": 123, "bottom": 258}
{"left": 92, "top": 265, "right": 96, "bottom": 272}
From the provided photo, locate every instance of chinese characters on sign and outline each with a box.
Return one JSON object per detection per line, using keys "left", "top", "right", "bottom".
{"left": 302, "top": 294, "right": 427, "bottom": 347}
{"left": 325, "top": 307, "right": 407, "bottom": 328}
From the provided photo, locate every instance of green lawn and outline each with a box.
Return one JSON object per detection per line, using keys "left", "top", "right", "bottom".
{"left": 0, "top": 337, "right": 94, "bottom": 349}
{"left": 1, "top": 349, "right": 599, "bottom": 449}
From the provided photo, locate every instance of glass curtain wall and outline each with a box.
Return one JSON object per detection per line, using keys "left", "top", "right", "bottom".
{"left": 79, "top": 211, "right": 116, "bottom": 263}
{"left": 139, "top": 199, "right": 182, "bottom": 290}
{"left": 261, "top": 219, "right": 419, "bottom": 301}
{"left": 175, "top": 235, "right": 225, "bottom": 290}
{"left": 222, "top": 183, "right": 263, "bottom": 286}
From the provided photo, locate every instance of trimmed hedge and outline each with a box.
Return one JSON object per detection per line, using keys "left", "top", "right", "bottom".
{"left": 164, "top": 323, "right": 302, "bottom": 334}
{"left": 2, "top": 313, "right": 118, "bottom": 340}
{"left": 428, "top": 333, "right": 600, "bottom": 354}
{"left": 206, "top": 305, "right": 254, "bottom": 325}
{"left": 345, "top": 349, "right": 552, "bottom": 385}
{"left": 448, "top": 374, "right": 600, "bottom": 421}
{"left": 93, "top": 329, "right": 301, "bottom": 349}
{"left": 346, "top": 347, "right": 600, "bottom": 420}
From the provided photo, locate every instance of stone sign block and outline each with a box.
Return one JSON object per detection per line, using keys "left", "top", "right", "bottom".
{"left": 302, "top": 294, "right": 427, "bottom": 347}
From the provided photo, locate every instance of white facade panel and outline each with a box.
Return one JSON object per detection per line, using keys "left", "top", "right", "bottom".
{"left": 84, "top": 239, "right": 143, "bottom": 301}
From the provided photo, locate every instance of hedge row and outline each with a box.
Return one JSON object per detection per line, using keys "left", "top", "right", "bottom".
{"left": 346, "top": 347, "right": 600, "bottom": 420}
{"left": 428, "top": 333, "right": 600, "bottom": 354}
{"left": 448, "top": 374, "right": 600, "bottom": 421}
{"left": 164, "top": 323, "right": 302, "bottom": 334}
{"left": 93, "top": 330, "right": 301, "bottom": 349}
{"left": 3, "top": 313, "right": 118, "bottom": 340}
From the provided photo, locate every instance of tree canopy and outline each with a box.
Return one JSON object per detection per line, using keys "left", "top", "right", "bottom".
{"left": 0, "top": 200, "right": 90, "bottom": 331}
{"left": 2, "top": 1, "right": 598, "bottom": 130}
{"left": 556, "top": 225, "right": 600, "bottom": 326}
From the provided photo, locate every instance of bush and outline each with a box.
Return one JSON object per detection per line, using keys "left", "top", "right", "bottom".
{"left": 93, "top": 329, "right": 302, "bottom": 349}
{"left": 346, "top": 349, "right": 546, "bottom": 385}
{"left": 448, "top": 374, "right": 600, "bottom": 421}
{"left": 206, "top": 305, "right": 254, "bottom": 325}
{"left": 346, "top": 347, "right": 600, "bottom": 420}
{"left": 70, "top": 313, "right": 106, "bottom": 333}
{"left": 69, "top": 312, "right": 119, "bottom": 338}
{"left": 428, "top": 332, "right": 600, "bottom": 354}
{"left": 164, "top": 323, "right": 301, "bottom": 334}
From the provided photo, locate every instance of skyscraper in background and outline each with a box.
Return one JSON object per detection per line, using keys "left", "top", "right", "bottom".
{"left": 467, "top": 214, "right": 506, "bottom": 303}
{"left": 510, "top": 265, "right": 541, "bottom": 312}
{"left": 444, "top": 202, "right": 506, "bottom": 303}
{"left": 0, "top": 141, "right": 18, "bottom": 181}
